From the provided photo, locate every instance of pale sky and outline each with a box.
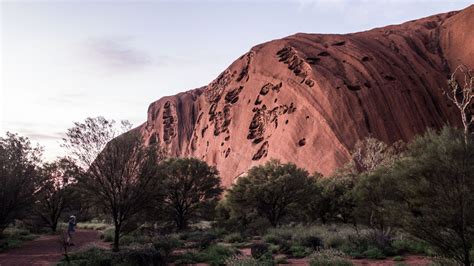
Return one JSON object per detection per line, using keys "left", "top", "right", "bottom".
{"left": 1, "top": 0, "right": 472, "bottom": 160}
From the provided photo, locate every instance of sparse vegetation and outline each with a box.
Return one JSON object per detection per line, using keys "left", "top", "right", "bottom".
{"left": 0, "top": 225, "right": 37, "bottom": 252}
{"left": 2, "top": 110, "right": 472, "bottom": 266}
{"left": 309, "top": 249, "right": 353, "bottom": 266}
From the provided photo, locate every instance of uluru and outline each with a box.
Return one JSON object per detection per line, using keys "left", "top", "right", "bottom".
{"left": 129, "top": 5, "right": 473, "bottom": 187}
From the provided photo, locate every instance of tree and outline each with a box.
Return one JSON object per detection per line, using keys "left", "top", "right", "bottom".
{"left": 353, "top": 167, "right": 401, "bottom": 232}
{"left": 62, "top": 116, "right": 132, "bottom": 169}
{"left": 34, "top": 158, "right": 81, "bottom": 232}
{"left": 0, "top": 133, "right": 42, "bottom": 233}
{"left": 227, "top": 159, "right": 313, "bottom": 227}
{"left": 318, "top": 173, "right": 357, "bottom": 225}
{"left": 335, "top": 137, "right": 403, "bottom": 227}
{"left": 393, "top": 127, "right": 474, "bottom": 266}
{"left": 304, "top": 171, "right": 357, "bottom": 225}
{"left": 443, "top": 65, "right": 473, "bottom": 144}
{"left": 304, "top": 172, "right": 328, "bottom": 223}
{"left": 159, "top": 158, "right": 223, "bottom": 231}
{"left": 351, "top": 137, "right": 404, "bottom": 174}
{"left": 80, "top": 132, "right": 164, "bottom": 251}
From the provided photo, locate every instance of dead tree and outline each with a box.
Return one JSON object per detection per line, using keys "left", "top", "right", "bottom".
{"left": 443, "top": 65, "right": 474, "bottom": 144}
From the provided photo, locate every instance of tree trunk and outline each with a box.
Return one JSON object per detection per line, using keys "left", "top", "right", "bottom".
{"left": 176, "top": 214, "right": 186, "bottom": 231}
{"left": 113, "top": 225, "right": 120, "bottom": 252}
{"left": 463, "top": 247, "right": 471, "bottom": 266}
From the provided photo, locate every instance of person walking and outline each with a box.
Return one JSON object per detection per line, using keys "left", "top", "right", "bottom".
{"left": 66, "top": 215, "right": 77, "bottom": 246}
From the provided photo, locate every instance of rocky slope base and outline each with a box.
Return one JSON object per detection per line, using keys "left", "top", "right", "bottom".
{"left": 130, "top": 5, "right": 473, "bottom": 186}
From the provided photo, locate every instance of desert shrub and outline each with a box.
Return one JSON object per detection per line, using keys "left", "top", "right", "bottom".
{"left": 337, "top": 228, "right": 397, "bottom": 258}
{"left": 0, "top": 225, "right": 37, "bottom": 252}
{"left": 275, "top": 256, "right": 288, "bottom": 264}
{"left": 208, "top": 227, "right": 228, "bottom": 239}
{"left": 324, "top": 234, "right": 345, "bottom": 249}
{"left": 309, "top": 249, "right": 353, "bottom": 266}
{"left": 391, "top": 237, "right": 431, "bottom": 255}
{"left": 225, "top": 255, "right": 271, "bottom": 266}
{"left": 111, "top": 245, "right": 163, "bottom": 266}
{"left": 184, "top": 230, "right": 218, "bottom": 249}
{"left": 290, "top": 245, "right": 312, "bottom": 258}
{"left": 0, "top": 238, "right": 22, "bottom": 252}
{"left": 78, "top": 222, "right": 108, "bottom": 231}
{"left": 362, "top": 247, "right": 385, "bottom": 259}
{"left": 269, "top": 244, "right": 280, "bottom": 254}
{"left": 175, "top": 244, "right": 237, "bottom": 266}
{"left": 244, "top": 217, "right": 273, "bottom": 236}
{"left": 225, "top": 232, "right": 244, "bottom": 243}
{"left": 231, "top": 241, "right": 253, "bottom": 249}
{"left": 102, "top": 228, "right": 115, "bottom": 242}
{"left": 263, "top": 225, "right": 324, "bottom": 254}
{"left": 301, "top": 235, "right": 324, "bottom": 250}
{"left": 119, "top": 235, "right": 137, "bottom": 246}
{"left": 57, "top": 247, "right": 112, "bottom": 266}
{"left": 204, "top": 245, "right": 238, "bottom": 265}
{"left": 264, "top": 233, "right": 282, "bottom": 245}
{"left": 251, "top": 242, "right": 270, "bottom": 259}
{"left": 58, "top": 245, "right": 164, "bottom": 266}
{"left": 153, "top": 236, "right": 183, "bottom": 261}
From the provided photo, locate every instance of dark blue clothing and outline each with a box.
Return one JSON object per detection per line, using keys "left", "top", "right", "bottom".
{"left": 68, "top": 221, "right": 76, "bottom": 233}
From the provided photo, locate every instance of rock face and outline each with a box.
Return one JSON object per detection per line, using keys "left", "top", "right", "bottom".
{"left": 132, "top": 6, "right": 474, "bottom": 187}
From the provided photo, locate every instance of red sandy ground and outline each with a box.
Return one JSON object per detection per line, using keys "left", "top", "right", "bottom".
{"left": 0, "top": 229, "right": 109, "bottom": 266}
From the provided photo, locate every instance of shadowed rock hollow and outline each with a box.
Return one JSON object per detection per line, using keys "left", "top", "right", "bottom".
{"left": 129, "top": 5, "right": 474, "bottom": 187}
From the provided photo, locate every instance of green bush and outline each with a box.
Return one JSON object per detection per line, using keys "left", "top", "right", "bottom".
{"left": 102, "top": 228, "right": 114, "bottom": 242}
{"left": 0, "top": 238, "right": 22, "bottom": 251}
{"left": 225, "top": 255, "right": 271, "bottom": 266}
{"left": 362, "top": 247, "right": 385, "bottom": 260}
{"left": 263, "top": 233, "right": 281, "bottom": 245}
{"left": 0, "top": 226, "right": 37, "bottom": 252}
{"left": 301, "top": 235, "right": 324, "bottom": 249}
{"left": 264, "top": 225, "right": 324, "bottom": 250}
{"left": 225, "top": 232, "right": 244, "bottom": 243}
{"left": 205, "top": 245, "right": 238, "bottom": 265}
{"left": 119, "top": 235, "right": 136, "bottom": 246}
{"left": 153, "top": 236, "right": 183, "bottom": 260}
{"left": 181, "top": 230, "right": 217, "bottom": 249}
{"left": 309, "top": 249, "right": 353, "bottom": 266}
{"left": 324, "top": 234, "right": 345, "bottom": 249}
{"left": 275, "top": 256, "right": 288, "bottom": 264}
{"left": 175, "top": 244, "right": 237, "bottom": 266}
{"left": 58, "top": 245, "right": 164, "bottom": 266}
{"left": 290, "top": 245, "right": 312, "bottom": 258}
{"left": 269, "top": 244, "right": 280, "bottom": 254}
{"left": 231, "top": 241, "right": 253, "bottom": 249}
{"left": 338, "top": 230, "right": 391, "bottom": 259}
{"left": 77, "top": 221, "right": 108, "bottom": 231}
{"left": 111, "top": 245, "right": 163, "bottom": 265}
{"left": 391, "top": 238, "right": 431, "bottom": 255}
{"left": 251, "top": 242, "right": 269, "bottom": 259}
{"left": 57, "top": 247, "right": 112, "bottom": 266}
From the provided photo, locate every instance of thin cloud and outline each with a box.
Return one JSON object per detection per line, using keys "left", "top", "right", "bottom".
{"left": 85, "top": 36, "right": 152, "bottom": 71}
{"left": 25, "top": 131, "right": 65, "bottom": 141}
{"left": 47, "top": 92, "right": 88, "bottom": 104}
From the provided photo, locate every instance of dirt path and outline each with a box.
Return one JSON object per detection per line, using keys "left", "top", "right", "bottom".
{"left": 0, "top": 229, "right": 109, "bottom": 266}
